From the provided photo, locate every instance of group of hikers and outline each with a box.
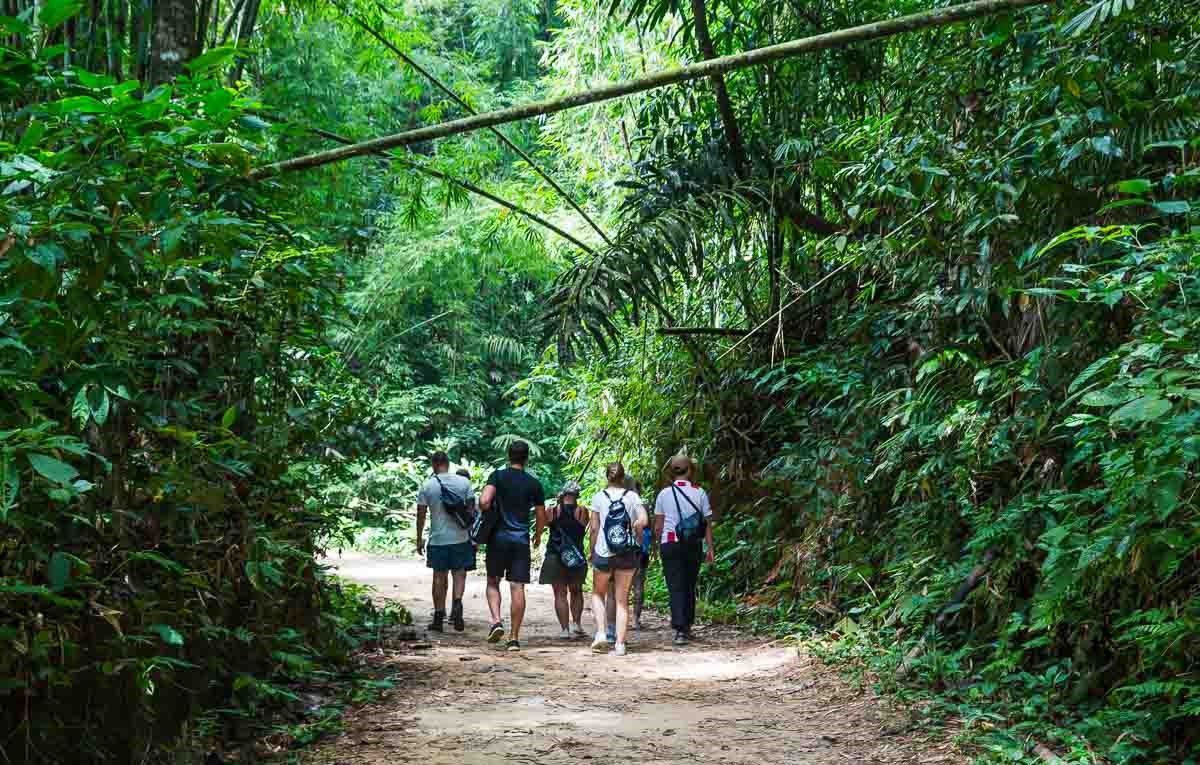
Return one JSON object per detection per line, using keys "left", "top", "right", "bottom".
{"left": 414, "top": 440, "right": 714, "bottom": 655}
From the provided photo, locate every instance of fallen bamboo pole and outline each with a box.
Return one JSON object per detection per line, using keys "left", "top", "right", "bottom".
{"left": 250, "top": 0, "right": 1055, "bottom": 179}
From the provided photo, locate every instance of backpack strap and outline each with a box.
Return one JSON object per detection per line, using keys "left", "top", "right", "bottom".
{"left": 671, "top": 483, "right": 703, "bottom": 518}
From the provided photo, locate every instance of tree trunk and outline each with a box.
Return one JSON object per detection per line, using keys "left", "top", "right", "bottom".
{"left": 194, "top": 0, "right": 213, "bottom": 58}
{"left": 133, "top": 0, "right": 150, "bottom": 82}
{"left": 149, "top": 0, "right": 197, "bottom": 84}
{"left": 219, "top": 0, "right": 245, "bottom": 45}
{"left": 227, "top": 0, "right": 259, "bottom": 83}
{"left": 106, "top": 0, "right": 124, "bottom": 79}
{"left": 689, "top": 0, "right": 747, "bottom": 174}
{"left": 251, "top": 0, "right": 1056, "bottom": 180}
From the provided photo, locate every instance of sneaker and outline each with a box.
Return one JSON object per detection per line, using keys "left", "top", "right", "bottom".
{"left": 558, "top": 627, "right": 571, "bottom": 639}
{"left": 505, "top": 639, "right": 521, "bottom": 652}
{"left": 673, "top": 630, "right": 688, "bottom": 646}
{"left": 450, "top": 601, "right": 465, "bottom": 632}
{"left": 571, "top": 623, "right": 587, "bottom": 637}
{"left": 613, "top": 643, "right": 627, "bottom": 656}
{"left": 591, "top": 634, "right": 609, "bottom": 653}
{"left": 487, "top": 623, "right": 504, "bottom": 643}
{"left": 428, "top": 611, "right": 445, "bottom": 633}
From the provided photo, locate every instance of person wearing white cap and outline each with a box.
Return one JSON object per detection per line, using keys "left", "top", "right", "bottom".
{"left": 654, "top": 454, "right": 714, "bottom": 645}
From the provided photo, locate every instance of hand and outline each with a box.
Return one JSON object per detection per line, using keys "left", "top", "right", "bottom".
{"left": 415, "top": 537, "right": 425, "bottom": 556}
{"left": 705, "top": 546, "right": 715, "bottom": 565}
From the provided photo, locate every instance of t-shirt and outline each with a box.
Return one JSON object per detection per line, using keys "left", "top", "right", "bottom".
{"left": 417, "top": 473, "right": 474, "bottom": 547}
{"left": 486, "top": 467, "right": 545, "bottom": 546}
{"left": 654, "top": 480, "right": 712, "bottom": 544}
{"left": 590, "top": 489, "right": 645, "bottom": 558}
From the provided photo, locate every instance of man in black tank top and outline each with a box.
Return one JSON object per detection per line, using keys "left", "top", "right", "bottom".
{"left": 538, "top": 482, "right": 589, "bottom": 638}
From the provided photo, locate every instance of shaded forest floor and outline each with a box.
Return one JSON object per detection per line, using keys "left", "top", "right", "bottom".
{"left": 303, "top": 554, "right": 965, "bottom": 765}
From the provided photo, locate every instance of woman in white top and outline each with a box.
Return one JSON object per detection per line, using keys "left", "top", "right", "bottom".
{"left": 588, "top": 462, "right": 648, "bottom": 656}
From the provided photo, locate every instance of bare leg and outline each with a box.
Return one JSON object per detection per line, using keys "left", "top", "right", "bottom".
{"left": 568, "top": 584, "right": 585, "bottom": 626}
{"left": 613, "top": 568, "right": 635, "bottom": 645}
{"left": 591, "top": 570, "right": 611, "bottom": 638}
{"left": 432, "top": 570, "right": 448, "bottom": 612}
{"left": 552, "top": 583, "right": 569, "bottom": 629}
{"left": 605, "top": 587, "right": 616, "bottom": 637}
{"left": 510, "top": 583, "right": 526, "bottom": 640}
{"left": 486, "top": 576, "right": 503, "bottom": 624}
{"left": 631, "top": 565, "right": 646, "bottom": 628}
{"left": 451, "top": 570, "right": 467, "bottom": 602}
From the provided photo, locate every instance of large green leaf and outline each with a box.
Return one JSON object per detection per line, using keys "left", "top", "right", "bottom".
{"left": 48, "top": 552, "right": 71, "bottom": 591}
{"left": 28, "top": 454, "right": 79, "bottom": 486}
{"left": 1080, "top": 386, "right": 1134, "bottom": 407}
{"left": 38, "top": 0, "right": 82, "bottom": 29}
{"left": 147, "top": 624, "right": 185, "bottom": 646}
{"left": 1110, "top": 395, "right": 1171, "bottom": 424}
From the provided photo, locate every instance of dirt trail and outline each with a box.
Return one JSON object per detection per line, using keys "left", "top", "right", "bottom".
{"left": 311, "top": 553, "right": 962, "bottom": 765}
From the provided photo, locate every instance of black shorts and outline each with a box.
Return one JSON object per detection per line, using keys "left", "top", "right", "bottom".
{"left": 592, "top": 551, "right": 641, "bottom": 572}
{"left": 426, "top": 542, "right": 476, "bottom": 572}
{"left": 485, "top": 541, "right": 531, "bottom": 583}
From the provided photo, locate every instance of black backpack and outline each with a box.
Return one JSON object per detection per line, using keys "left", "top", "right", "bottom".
{"left": 602, "top": 489, "right": 638, "bottom": 554}
{"left": 469, "top": 490, "right": 500, "bottom": 545}
{"left": 434, "top": 475, "right": 475, "bottom": 529}
{"left": 552, "top": 527, "right": 588, "bottom": 571}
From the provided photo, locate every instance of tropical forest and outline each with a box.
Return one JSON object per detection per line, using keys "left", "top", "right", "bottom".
{"left": 1, "top": 0, "right": 1197, "bottom": 762}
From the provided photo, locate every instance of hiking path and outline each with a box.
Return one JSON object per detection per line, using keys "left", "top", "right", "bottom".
{"left": 308, "top": 554, "right": 963, "bottom": 765}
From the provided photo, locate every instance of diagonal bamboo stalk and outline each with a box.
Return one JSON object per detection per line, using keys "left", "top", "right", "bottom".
{"left": 331, "top": 0, "right": 614, "bottom": 247}
{"left": 303, "top": 123, "right": 598, "bottom": 256}
{"left": 251, "top": 0, "right": 1055, "bottom": 179}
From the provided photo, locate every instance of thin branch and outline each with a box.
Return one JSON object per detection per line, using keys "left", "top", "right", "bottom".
{"left": 331, "top": 0, "right": 613, "bottom": 247}
{"left": 299, "top": 122, "right": 597, "bottom": 256}
{"left": 250, "top": 0, "right": 1055, "bottom": 179}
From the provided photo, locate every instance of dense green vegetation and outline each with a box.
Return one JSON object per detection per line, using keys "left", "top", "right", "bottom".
{"left": 2, "top": 0, "right": 1197, "bottom": 762}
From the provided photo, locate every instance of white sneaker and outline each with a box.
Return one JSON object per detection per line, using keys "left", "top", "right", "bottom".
{"left": 613, "top": 643, "right": 627, "bottom": 656}
{"left": 591, "top": 634, "right": 608, "bottom": 653}
{"left": 571, "top": 623, "right": 587, "bottom": 637}
{"left": 558, "top": 627, "right": 571, "bottom": 639}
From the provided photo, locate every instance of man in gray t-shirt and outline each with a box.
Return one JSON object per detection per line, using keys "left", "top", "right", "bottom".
{"left": 416, "top": 452, "right": 475, "bottom": 632}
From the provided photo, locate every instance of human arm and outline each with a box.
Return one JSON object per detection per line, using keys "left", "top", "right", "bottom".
{"left": 533, "top": 504, "right": 548, "bottom": 548}
{"left": 701, "top": 490, "right": 715, "bottom": 563}
{"left": 479, "top": 484, "right": 497, "bottom": 512}
{"left": 415, "top": 504, "right": 427, "bottom": 555}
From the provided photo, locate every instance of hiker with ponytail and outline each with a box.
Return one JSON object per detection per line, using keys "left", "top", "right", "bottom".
{"left": 588, "top": 462, "right": 648, "bottom": 656}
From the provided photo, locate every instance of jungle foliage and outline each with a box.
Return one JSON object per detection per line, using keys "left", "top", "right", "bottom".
{"left": 535, "top": 1, "right": 1200, "bottom": 762}
{"left": 0, "top": 0, "right": 564, "bottom": 761}
{"left": 3, "top": 0, "right": 1198, "bottom": 763}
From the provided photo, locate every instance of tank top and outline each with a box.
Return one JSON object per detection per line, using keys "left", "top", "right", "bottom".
{"left": 553, "top": 504, "right": 586, "bottom": 550}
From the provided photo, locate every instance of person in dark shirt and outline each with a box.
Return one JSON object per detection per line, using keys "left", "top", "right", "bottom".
{"left": 539, "top": 481, "right": 589, "bottom": 638}
{"left": 478, "top": 440, "right": 546, "bottom": 652}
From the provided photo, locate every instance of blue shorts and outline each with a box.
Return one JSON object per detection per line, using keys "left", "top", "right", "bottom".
{"left": 427, "top": 542, "right": 476, "bottom": 572}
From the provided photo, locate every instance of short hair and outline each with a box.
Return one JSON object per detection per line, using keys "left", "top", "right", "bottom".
{"left": 430, "top": 451, "right": 450, "bottom": 468}
{"left": 456, "top": 468, "right": 470, "bottom": 479}
{"left": 507, "top": 439, "right": 530, "bottom": 465}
